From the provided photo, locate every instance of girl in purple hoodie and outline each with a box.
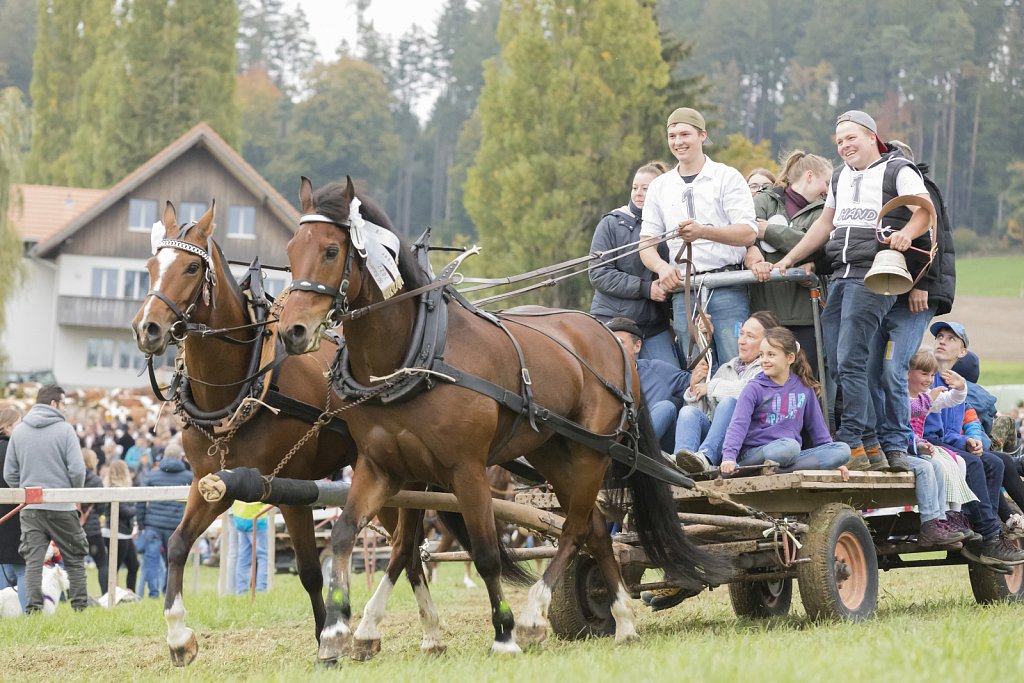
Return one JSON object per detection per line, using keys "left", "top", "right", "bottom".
{"left": 720, "top": 328, "right": 850, "bottom": 477}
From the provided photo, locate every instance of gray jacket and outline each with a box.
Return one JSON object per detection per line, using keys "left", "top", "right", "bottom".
{"left": 3, "top": 404, "right": 85, "bottom": 511}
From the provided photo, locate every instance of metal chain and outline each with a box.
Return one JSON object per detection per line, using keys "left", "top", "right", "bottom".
{"left": 266, "top": 382, "right": 390, "bottom": 480}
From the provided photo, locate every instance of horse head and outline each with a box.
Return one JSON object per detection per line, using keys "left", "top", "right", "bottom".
{"left": 132, "top": 201, "right": 218, "bottom": 355}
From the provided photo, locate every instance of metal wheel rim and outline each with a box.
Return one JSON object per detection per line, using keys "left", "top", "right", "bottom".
{"left": 577, "top": 558, "right": 612, "bottom": 628}
{"left": 1007, "top": 539, "right": 1024, "bottom": 595}
{"left": 762, "top": 579, "right": 786, "bottom": 606}
{"left": 834, "top": 531, "right": 868, "bottom": 610}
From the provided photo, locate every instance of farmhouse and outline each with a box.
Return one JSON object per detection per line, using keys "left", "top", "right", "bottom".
{"left": 2, "top": 123, "right": 298, "bottom": 389}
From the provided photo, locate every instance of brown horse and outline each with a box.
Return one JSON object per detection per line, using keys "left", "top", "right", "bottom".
{"left": 278, "top": 178, "right": 729, "bottom": 662}
{"left": 130, "top": 203, "right": 446, "bottom": 664}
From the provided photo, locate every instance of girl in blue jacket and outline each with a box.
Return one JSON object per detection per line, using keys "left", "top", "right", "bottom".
{"left": 721, "top": 327, "right": 850, "bottom": 477}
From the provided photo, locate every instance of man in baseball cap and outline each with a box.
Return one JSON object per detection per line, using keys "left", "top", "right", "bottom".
{"left": 929, "top": 320, "right": 969, "bottom": 349}
{"left": 639, "top": 105, "right": 757, "bottom": 371}
{"left": 835, "top": 110, "right": 888, "bottom": 155}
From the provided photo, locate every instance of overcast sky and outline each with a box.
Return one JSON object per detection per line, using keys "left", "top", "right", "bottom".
{"left": 291, "top": 0, "right": 448, "bottom": 61}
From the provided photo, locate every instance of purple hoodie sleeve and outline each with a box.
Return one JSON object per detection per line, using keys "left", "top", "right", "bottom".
{"left": 801, "top": 387, "right": 832, "bottom": 447}
{"left": 721, "top": 382, "right": 760, "bottom": 463}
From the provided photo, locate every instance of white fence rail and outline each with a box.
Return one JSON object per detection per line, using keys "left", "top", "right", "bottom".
{"left": 0, "top": 486, "right": 276, "bottom": 607}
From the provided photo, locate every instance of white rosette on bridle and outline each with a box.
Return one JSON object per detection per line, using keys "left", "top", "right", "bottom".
{"left": 348, "top": 197, "right": 403, "bottom": 299}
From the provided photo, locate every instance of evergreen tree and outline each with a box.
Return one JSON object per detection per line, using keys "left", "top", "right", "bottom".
{"left": 118, "top": 0, "right": 240, "bottom": 169}
{"left": 263, "top": 57, "right": 400, "bottom": 206}
{"left": 465, "top": 0, "right": 669, "bottom": 308}
{"left": 0, "top": 0, "right": 37, "bottom": 97}
{"left": 0, "top": 87, "right": 28, "bottom": 367}
{"left": 236, "top": 0, "right": 317, "bottom": 95}
{"left": 25, "top": 0, "right": 96, "bottom": 184}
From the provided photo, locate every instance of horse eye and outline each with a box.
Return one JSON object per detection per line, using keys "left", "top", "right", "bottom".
{"left": 186, "top": 262, "right": 200, "bottom": 274}
{"left": 325, "top": 246, "right": 340, "bottom": 260}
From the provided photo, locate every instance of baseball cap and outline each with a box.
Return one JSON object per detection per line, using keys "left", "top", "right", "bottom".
{"left": 930, "top": 320, "right": 969, "bottom": 347}
{"left": 952, "top": 351, "right": 980, "bottom": 384}
{"left": 836, "top": 110, "right": 887, "bottom": 154}
{"left": 606, "top": 317, "right": 643, "bottom": 340}
{"left": 667, "top": 107, "right": 711, "bottom": 144}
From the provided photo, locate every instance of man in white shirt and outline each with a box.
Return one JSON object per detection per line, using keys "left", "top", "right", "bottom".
{"left": 775, "top": 110, "right": 933, "bottom": 469}
{"left": 640, "top": 107, "right": 757, "bottom": 370}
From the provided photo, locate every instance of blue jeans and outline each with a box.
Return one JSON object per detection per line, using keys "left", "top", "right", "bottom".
{"left": 638, "top": 329, "right": 680, "bottom": 368}
{"left": 140, "top": 528, "right": 166, "bottom": 598}
{"left": 0, "top": 563, "right": 27, "bottom": 612}
{"left": 673, "top": 397, "right": 737, "bottom": 465}
{"left": 650, "top": 400, "right": 678, "bottom": 453}
{"left": 672, "top": 284, "right": 748, "bottom": 371}
{"left": 821, "top": 278, "right": 895, "bottom": 449}
{"left": 736, "top": 439, "right": 852, "bottom": 472}
{"left": 939, "top": 444, "right": 1003, "bottom": 538}
{"left": 235, "top": 525, "right": 269, "bottom": 594}
{"left": 866, "top": 301, "right": 937, "bottom": 453}
{"left": 907, "top": 454, "right": 946, "bottom": 522}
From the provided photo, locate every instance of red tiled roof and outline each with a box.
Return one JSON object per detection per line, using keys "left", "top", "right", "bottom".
{"left": 7, "top": 184, "right": 106, "bottom": 243}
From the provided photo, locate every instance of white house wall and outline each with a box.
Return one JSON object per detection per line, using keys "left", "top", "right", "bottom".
{"left": 2, "top": 258, "right": 57, "bottom": 373}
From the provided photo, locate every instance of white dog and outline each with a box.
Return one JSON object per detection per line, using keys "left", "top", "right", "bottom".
{"left": 0, "top": 562, "right": 69, "bottom": 617}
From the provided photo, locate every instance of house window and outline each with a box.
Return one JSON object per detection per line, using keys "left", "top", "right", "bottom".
{"left": 86, "top": 338, "right": 115, "bottom": 369}
{"left": 90, "top": 268, "right": 118, "bottom": 298}
{"left": 129, "top": 198, "right": 158, "bottom": 231}
{"left": 124, "top": 270, "right": 150, "bottom": 299}
{"left": 179, "top": 202, "right": 206, "bottom": 223}
{"left": 228, "top": 206, "right": 256, "bottom": 238}
{"left": 264, "top": 277, "right": 286, "bottom": 297}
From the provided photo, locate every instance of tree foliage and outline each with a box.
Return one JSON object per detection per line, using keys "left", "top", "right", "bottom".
{"left": 236, "top": 0, "right": 317, "bottom": 95}
{"left": 0, "top": 0, "right": 37, "bottom": 97}
{"left": 465, "top": 0, "right": 670, "bottom": 308}
{"left": 0, "top": 87, "right": 28, "bottom": 367}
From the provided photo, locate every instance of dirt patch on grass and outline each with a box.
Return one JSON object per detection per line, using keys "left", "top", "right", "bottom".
{"left": 927, "top": 295, "right": 1024, "bottom": 362}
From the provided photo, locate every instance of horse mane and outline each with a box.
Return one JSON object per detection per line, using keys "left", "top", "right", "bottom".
{"left": 208, "top": 238, "right": 247, "bottom": 311}
{"left": 312, "top": 182, "right": 431, "bottom": 291}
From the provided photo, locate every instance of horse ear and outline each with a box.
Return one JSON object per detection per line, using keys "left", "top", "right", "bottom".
{"left": 299, "top": 176, "right": 314, "bottom": 214}
{"left": 344, "top": 175, "right": 356, "bottom": 203}
{"left": 163, "top": 202, "right": 178, "bottom": 233}
{"left": 195, "top": 199, "right": 216, "bottom": 240}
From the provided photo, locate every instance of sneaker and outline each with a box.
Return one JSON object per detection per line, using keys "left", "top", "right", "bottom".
{"left": 1004, "top": 513, "right": 1024, "bottom": 541}
{"left": 884, "top": 451, "right": 912, "bottom": 473}
{"left": 865, "top": 445, "right": 887, "bottom": 472}
{"left": 675, "top": 449, "right": 712, "bottom": 474}
{"left": 947, "top": 511, "right": 983, "bottom": 543}
{"left": 917, "top": 519, "right": 966, "bottom": 547}
{"left": 968, "top": 535, "right": 1024, "bottom": 566}
{"left": 847, "top": 446, "right": 870, "bottom": 472}
{"left": 647, "top": 586, "right": 700, "bottom": 612}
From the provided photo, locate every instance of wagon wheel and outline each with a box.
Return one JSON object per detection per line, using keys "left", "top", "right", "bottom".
{"left": 968, "top": 537, "right": 1024, "bottom": 604}
{"left": 549, "top": 554, "right": 627, "bottom": 640}
{"left": 797, "top": 503, "right": 878, "bottom": 621}
{"left": 728, "top": 577, "right": 793, "bottom": 618}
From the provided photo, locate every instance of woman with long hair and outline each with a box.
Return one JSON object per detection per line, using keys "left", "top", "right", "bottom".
{"left": 719, "top": 327, "right": 850, "bottom": 477}
{"left": 103, "top": 460, "right": 139, "bottom": 594}
{"left": 747, "top": 150, "right": 833, "bottom": 375}
{"left": 80, "top": 447, "right": 108, "bottom": 596}
{"left": 0, "top": 408, "right": 27, "bottom": 612}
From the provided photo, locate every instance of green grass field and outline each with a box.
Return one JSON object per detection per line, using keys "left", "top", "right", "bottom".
{"left": 1, "top": 560, "right": 1021, "bottom": 682}
{"left": 979, "top": 359, "right": 1024, "bottom": 387}
{"left": 954, "top": 255, "right": 1024, "bottom": 298}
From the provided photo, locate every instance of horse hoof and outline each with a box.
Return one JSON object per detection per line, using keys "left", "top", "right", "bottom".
{"left": 349, "top": 638, "right": 381, "bottom": 662}
{"left": 314, "top": 658, "right": 338, "bottom": 670}
{"left": 318, "top": 628, "right": 352, "bottom": 662}
{"left": 614, "top": 630, "right": 640, "bottom": 646}
{"left": 420, "top": 639, "right": 447, "bottom": 655}
{"left": 490, "top": 639, "right": 523, "bottom": 656}
{"left": 515, "top": 622, "right": 548, "bottom": 646}
{"left": 168, "top": 631, "right": 199, "bottom": 667}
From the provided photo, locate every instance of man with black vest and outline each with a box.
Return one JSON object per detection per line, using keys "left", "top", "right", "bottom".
{"left": 775, "top": 111, "right": 934, "bottom": 470}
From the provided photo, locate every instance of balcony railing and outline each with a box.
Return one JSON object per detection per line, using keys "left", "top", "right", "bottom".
{"left": 57, "top": 296, "right": 145, "bottom": 330}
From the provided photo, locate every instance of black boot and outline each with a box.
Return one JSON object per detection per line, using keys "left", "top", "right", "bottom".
{"left": 884, "top": 451, "right": 912, "bottom": 473}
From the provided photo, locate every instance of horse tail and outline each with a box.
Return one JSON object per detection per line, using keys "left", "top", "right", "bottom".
{"left": 435, "top": 508, "right": 535, "bottom": 587}
{"left": 614, "top": 397, "right": 734, "bottom": 590}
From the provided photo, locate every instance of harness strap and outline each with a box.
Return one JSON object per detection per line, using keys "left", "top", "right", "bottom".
{"left": 433, "top": 361, "right": 694, "bottom": 489}
{"left": 673, "top": 241, "right": 714, "bottom": 372}
{"left": 263, "top": 390, "right": 350, "bottom": 437}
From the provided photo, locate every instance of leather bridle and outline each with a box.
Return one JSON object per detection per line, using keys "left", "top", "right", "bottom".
{"left": 287, "top": 213, "right": 358, "bottom": 325}
{"left": 143, "top": 223, "right": 214, "bottom": 341}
